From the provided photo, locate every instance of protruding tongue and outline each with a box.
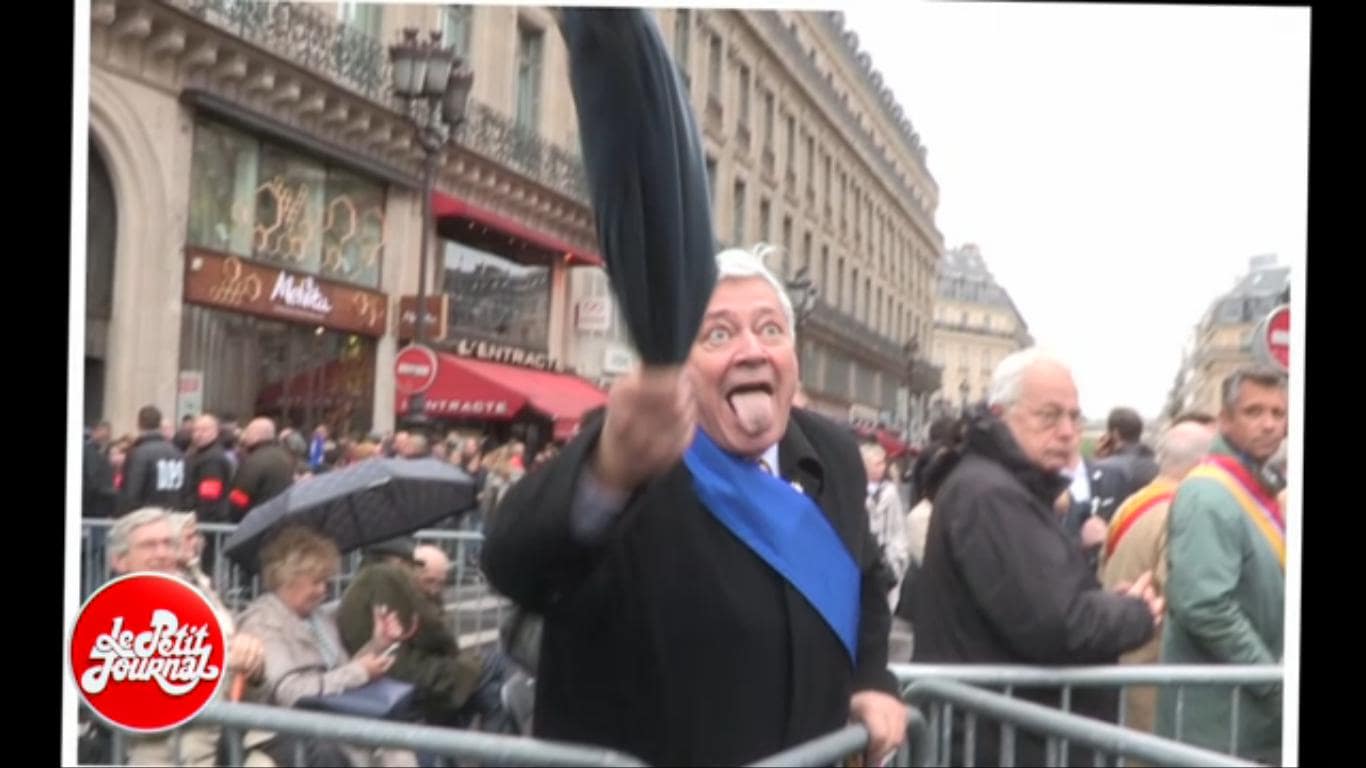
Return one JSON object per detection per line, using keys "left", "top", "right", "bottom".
{"left": 728, "top": 390, "right": 775, "bottom": 436}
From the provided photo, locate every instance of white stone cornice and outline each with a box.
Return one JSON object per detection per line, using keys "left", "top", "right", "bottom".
{"left": 322, "top": 102, "right": 349, "bottom": 126}
{"left": 271, "top": 80, "right": 302, "bottom": 105}
{"left": 112, "top": 9, "right": 152, "bottom": 39}
{"left": 244, "top": 66, "right": 275, "bottom": 94}
{"left": 92, "top": 0, "right": 116, "bottom": 26}
{"left": 299, "top": 91, "right": 327, "bottom": 116}
{"left": 148, "top": 26, "right": 186, "bottom": 57}
{"left": 213, "top": 51, "right": 247, "bottom": 81}
{"left": 182, "top": 39, "right": 217, "bottom": 70}
{"left": 345, "top": 113, "right": 372, "bottom": 136}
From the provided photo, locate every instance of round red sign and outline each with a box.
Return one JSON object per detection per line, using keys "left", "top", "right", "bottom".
{"left": 69, "top": 573, "right": 227, "bottom": 733}
{"left": 1265, "top": 305, "right": 1289, "bottom": 371}
{"left": 395, "top": 344, "right": 439, "bottom": 396}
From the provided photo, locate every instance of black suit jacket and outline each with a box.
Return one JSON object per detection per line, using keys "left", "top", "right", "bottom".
{"left": 483, "top": 407, "right": 897, "bottom": 766}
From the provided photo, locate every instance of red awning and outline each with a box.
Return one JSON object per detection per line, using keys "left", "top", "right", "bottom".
{"left": 400, "top": 353, "right": 607, "bottom": 440}
{"left": 854, "top": 425, "right": 913, "bottom": 461}
{"left": 432, "top": 191, "right": 604, "bottom": 268}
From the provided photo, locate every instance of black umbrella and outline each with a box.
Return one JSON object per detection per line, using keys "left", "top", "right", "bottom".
{"left": 222, "top": 458, "right": 478, "bottom": 572}
{"left": 559, "top": 8, "right": 717, "bottom": 365}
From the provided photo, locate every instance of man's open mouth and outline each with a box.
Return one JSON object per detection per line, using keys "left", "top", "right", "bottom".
{"left": 726, "top": 382, "right": 774, "bottom": 409}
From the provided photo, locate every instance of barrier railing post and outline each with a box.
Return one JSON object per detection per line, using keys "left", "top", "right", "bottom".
{"left": 1060, "top": 684, "right": 1072, "bottom": 765}
{"left": 964, "top": 712, "right": 977, "bottom": 768}
{"left": 1176, "top": 686, "right": 1186, "bottom": 741}
{"left": 224, "top": 726, "right": 244, "bottom": 766}
{"left": 1230, "top": 686, "right": 1242, "bottom": 758}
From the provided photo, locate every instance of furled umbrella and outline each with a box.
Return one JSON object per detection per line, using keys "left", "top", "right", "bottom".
{"left": 222, "top": 457, "right": 478, "bottom": 573}
{"left": 559, "top": 8, "right": 717, "bottom": 365}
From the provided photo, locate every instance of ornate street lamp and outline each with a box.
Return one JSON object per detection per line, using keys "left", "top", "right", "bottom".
{"left": 389, "top": 28, "right": 474, "bottom": 432}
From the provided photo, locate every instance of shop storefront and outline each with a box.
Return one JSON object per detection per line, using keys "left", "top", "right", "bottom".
{"left": 392, "top": 192, "right": 607, "bottom": 448}
{"left": 178, "top": 118, "right": 390, "bottom": 438}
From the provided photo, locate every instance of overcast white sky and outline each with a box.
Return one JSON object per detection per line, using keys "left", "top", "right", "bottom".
{"left": 836, "top": 2, "right": 1310, "bottom": 420}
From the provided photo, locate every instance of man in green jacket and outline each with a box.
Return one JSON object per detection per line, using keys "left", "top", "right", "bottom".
{"left": 1158, "top": 366, "right": 1288, "bottom": 764}
{"left": 337, "top": 538, "right": 508, "bottom": 729}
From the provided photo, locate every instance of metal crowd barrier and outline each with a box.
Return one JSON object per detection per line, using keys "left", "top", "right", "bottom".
{"left": 891, "top": 664, "right": 1282, "bottom": 766}
{"left": 80, "top": 520, "right": 512, "bottom": 648}
{"left": 198, "top": 701, "right": 647, "bottom": 766}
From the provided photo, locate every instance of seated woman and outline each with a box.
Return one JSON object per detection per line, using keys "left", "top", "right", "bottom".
{"left": 237, "top": 525, "right": 416, "bottom": 767}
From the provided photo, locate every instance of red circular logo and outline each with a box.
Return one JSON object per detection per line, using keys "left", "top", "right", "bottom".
{"left": 69, "top": 573, "right": 227, "bottom": 733}
{"left": 395, "top": 344, "right": 439, "bottom": 396}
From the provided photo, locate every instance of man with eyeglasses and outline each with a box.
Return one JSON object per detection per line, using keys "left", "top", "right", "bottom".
{"left": 909, "top": 348, "right": 1162, "bottom": 767}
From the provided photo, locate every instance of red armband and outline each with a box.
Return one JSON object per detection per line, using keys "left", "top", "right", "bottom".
{"left": 199, "top": 478, "right": 224, "bottom": 501}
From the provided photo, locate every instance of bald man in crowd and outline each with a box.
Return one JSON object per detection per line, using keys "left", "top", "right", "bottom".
{"left": 227, "top": 417, "right": 296, "bottom": 522}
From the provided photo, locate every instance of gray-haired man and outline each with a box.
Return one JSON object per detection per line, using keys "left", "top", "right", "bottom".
{"left": 485, "top": 245, "right": 906, "bottom": 766}
{"left": 97, "top": 508, "right": 270, "bottom": 766}
{"left": 911, "top": 348, "right": 1163, "bottom": 766}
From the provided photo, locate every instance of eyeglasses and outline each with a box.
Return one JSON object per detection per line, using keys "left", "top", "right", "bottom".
{"left": 1028, "top": 407, "right": 1085, "bottom": 430}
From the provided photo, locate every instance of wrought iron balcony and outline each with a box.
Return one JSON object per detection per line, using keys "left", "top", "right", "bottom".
{"left": 454, "top": 103, "right": 590, "bottom": 204}
{"left": 172, "top": 0, "right": 591, "bottom": 205}
{"left": 173, "top": 0, "right": 391, "bottom": 102}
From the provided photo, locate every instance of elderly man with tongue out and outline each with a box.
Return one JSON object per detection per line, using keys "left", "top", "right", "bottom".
{"left": 484, "top": 245, "right": 907, "bottom": 766}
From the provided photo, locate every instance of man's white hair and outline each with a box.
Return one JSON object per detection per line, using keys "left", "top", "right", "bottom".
{"left": 108, "top": 507, "right": 171, "bottom": 569}
{"left": 1157, "top": 421, "right": 1216, "bottom": 477}
{"left": 987, "top": 347, "right": 1074, "bottom": 408}
{"left": 715, "top": 243, "right": 796, "bottom": 334}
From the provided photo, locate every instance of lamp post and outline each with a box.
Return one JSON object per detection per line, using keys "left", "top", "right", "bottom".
{"left": 902, "top": 336, "right": 919, "bottom": 437}
{"left": 785, "top": 266, "right": 818, "bottom": 370}
{"left": 389, "top": 28, "right": 474, "bottom": 433}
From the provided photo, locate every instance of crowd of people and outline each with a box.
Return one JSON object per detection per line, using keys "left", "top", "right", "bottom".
{"left": 77, "top": 248, "right": 1289, "bottom": 767}
{"left": 79, "top": 406, "right": 555, "bottom": 766}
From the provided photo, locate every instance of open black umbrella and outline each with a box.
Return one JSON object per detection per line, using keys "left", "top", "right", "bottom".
{"left": 559, "top": 8, "right": 717, "bottom": 365}
{"left": 222, "top": 458, "right": 478, "bottom": 572}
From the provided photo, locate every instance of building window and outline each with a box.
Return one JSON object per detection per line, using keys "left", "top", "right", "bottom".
{"left": 836, "top": 257, "right": 845, "bottom": 310}
{"left": 819, "top": 246, "right": 829, "bottom": 300}
{"left": 187, "top": 119, "right": 386, "bottom": 289}
{"left": 839, "top": 170, "right": 848, "bottom": 230}
{"left": 786, "top": 114, "right": 796, "bottom": 170}
{"left": 763, "top": 90, "right": 775, "bottom": 148}
{"left": 823, "top": 153, "right": 832, "bottom": 207}
{"left": 864, "top": 276, "right": 872, "bottom": 325}
{"left": 443, "top": 240, "right": 550, "bottom": 350}
{"left": 797, "top": 133, "right": 808, "bottom": 185}
{"left": 515, "top": 23, "right": 544, "bottom": 131}
{"left": 708, "top": 33, "right": 723, "bottom": 96}
{"left": 782, "top": 215, "right": 793, "bottom": 252}
{"left": 738, "top": 65, "right": 751, "bottom": 129}
{"left": 180, "top": 305, "right": 377, "bottom": 440}
{"left": 673, "top": 9, "right": 691, "bottom": 68}
{"left": 802, "top": 231, "right": 813, "bottom": 275}
{"left": 441, "top": 5, "right": 472, "bottom": 58}
{"left": 705, "top": 155, "right": 717, "bottom": 204}
{"left": 337, "top": 2, "right": 383, "bottom": 37}
{"left": 759, "top": 197, "right": 772, "bottom": 243}
{"left": 87, "top": 143, "right": 116, "bottom": 326}
{"left": 732, "top": 178, "right": 747, "bottom": 246}
{"left": 851, "top": 267, "right": 860, "bottom": 315}
{"left": 875, "top": 287, "right": 882, "bottom": 332}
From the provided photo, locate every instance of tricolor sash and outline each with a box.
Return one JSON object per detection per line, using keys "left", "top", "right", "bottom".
{"left": 1187, "top": 455, "right": 1285, "bottom": 570}
{"left": 1105, "top": 479, "right": 1178, "bottom": 560}
{"left": 683, "top": 429, "right": 860, "bottom": 663}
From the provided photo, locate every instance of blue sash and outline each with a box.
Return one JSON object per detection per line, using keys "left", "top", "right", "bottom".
{"left": 683, "top": 429, "right": 860, "bottom": 663}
